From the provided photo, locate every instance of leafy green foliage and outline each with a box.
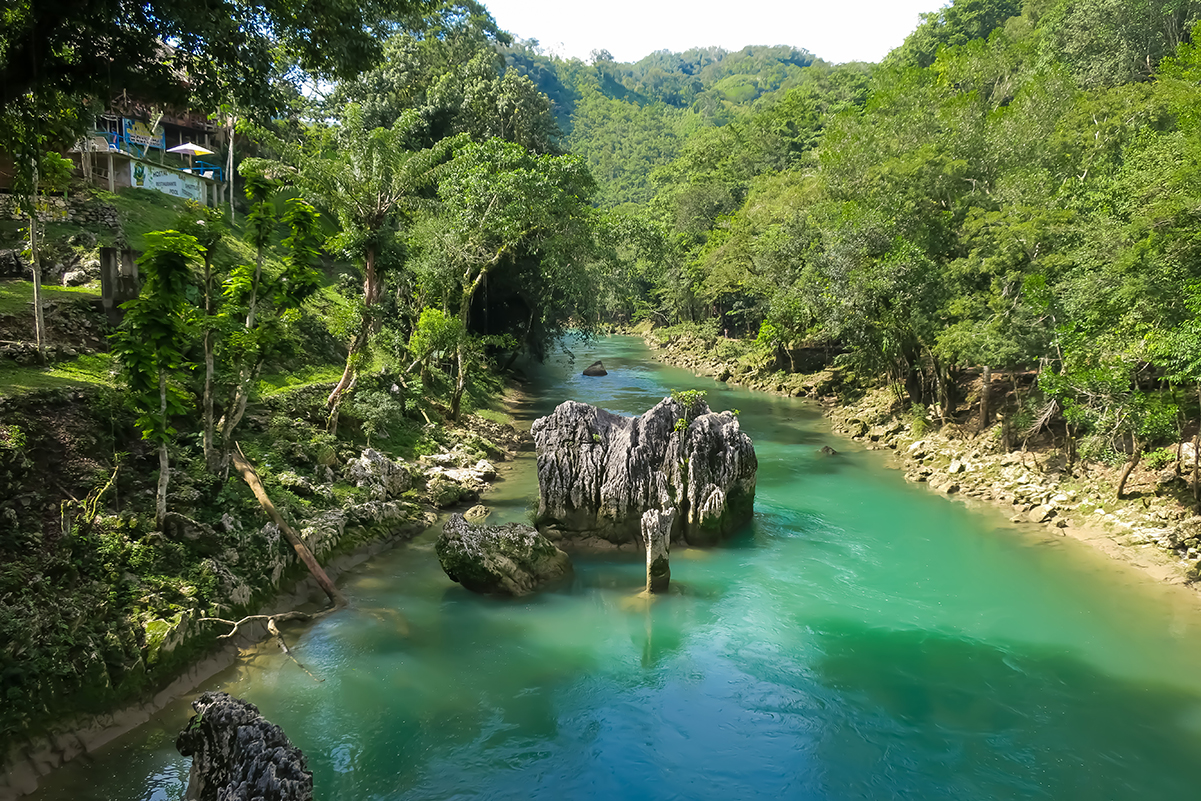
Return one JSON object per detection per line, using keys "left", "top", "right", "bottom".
{"left": 112, "top": 232, "right": 199, "bottom": 443}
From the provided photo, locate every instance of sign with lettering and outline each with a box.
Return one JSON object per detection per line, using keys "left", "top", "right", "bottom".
{"left": 130, "top": 162, "right": 204, "bottom": 202}
{"left": 122, "top": 118, "right": 164, "bottom": 149}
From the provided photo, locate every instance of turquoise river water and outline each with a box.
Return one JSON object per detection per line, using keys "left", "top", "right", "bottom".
{"left": 28, "top": 335, "right": 1201, "bottom": 800}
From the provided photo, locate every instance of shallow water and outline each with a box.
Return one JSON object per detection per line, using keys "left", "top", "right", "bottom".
{"left": 30, "top": 335, "right": 1201, "bottom": 800}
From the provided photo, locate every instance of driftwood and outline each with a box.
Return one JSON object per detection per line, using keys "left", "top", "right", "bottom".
{"left": 198, "top": 611, "right": 326, "bottom": 682}
{"left": 210, "top": 443, "right": 348, "bottom": 682}
{"left": 231, "top": 442, "right": 347, "bottom": 607}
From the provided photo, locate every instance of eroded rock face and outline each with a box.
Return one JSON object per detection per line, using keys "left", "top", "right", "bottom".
{"left": 532, "top": 397, "right": 757, "bottom": 546}
{"left": 436, "top": 514, "right": 573, "bottom": 596}
{"left": 176, "top": 691, "right": 312, "bottom": 801}
{"left": 642, "top": 507, "right": 674, "bottom": 593}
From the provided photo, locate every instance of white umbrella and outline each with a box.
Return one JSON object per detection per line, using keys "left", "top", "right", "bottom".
{"left": 167, "top": 142, "right": 216, "bottom": 170}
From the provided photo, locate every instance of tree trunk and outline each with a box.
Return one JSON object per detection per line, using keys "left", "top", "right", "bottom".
{"left": 980, "top": 365, "right": 991, "bottom": 430}
{"left": 1115, "top": 440, "right": 1142, "bottom": 501}
{"left": 227, "top": 115, "right": 235, "bottom": 224}
{"left": 450, "top": 344, "right": 467, "bottom": 421}
{"left": 217, "top": 362, "right": 262, "bottom": 470}
{"left": 202, "top": 258, "right": 217, "bottom": 470}
{"left": 156, "top": 372, "right": 170, "bottom": 528}
{"left": 28, "top": 175, "right": 47, "bottom": 364}
{"left": 230, "top": 444, "right": 347, "bottom": 608}
{"left": 1194, "top": 384, "right": 1200, "bottom": 508}
{"left": 203, "top": 328, "right": 216, "bottom": 469}
{"left": 245, "top": 249, "right": 263, "bottom": 329}
{"left": 327, "top": 247, "right": 379, "bottom": 415}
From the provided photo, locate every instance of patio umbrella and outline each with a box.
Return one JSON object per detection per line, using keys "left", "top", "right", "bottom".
{"left": 167, "top": 142, "right": 216, "bottom": 169}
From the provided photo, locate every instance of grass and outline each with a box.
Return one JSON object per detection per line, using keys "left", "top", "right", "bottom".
{"left": 0, "top": 353, "right": 116, "bottom": 394}
{"left": 100, "top": 188, "right": 190, "bottom": 251}
{"left": 257, "top": 364, "right": 345, "bottom": 397}
{"left": 473, "top": 407, "right": 513, "bottom": 426}
{"left": 0, "top": 280, "right": 100, "bottom": 315}
{"left": 0, "top": 219, "right": 108, "bottom": 250}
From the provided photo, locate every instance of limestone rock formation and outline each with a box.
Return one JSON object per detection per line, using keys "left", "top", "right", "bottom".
{"left": 176, "top": 691, "right": 313, "bottom": 801}
{"left": 345, "top": 448, "right": 411, "bottom": 501}
{"left": 532, "top": 397, "right": 757, "bottom": 546}
{"left": 583, "top": 360, "right": 608, "bottom": 376}
{"left": 436, "top": 513, "right": 573, "bottom": 596}
{"left": 642, "top": 508, "right": 674, "bottom": 593}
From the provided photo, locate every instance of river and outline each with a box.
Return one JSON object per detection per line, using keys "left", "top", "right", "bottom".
{"left": 28, "top": 334, "right": 1201, "bottom": 800}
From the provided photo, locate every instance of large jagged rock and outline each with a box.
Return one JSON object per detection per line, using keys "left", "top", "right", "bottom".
{"left": 532, "top": 397, "right": 757, "bottom": 546}
{"left": 176, "top": 691, "right": 313, "bottom": 801}
{"left": 436, "top": 513, "right": 573, "bottom": 596}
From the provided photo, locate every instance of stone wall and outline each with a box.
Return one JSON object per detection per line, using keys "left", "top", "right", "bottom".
{"left": 0, "top": 193, "right": 121, "bottom": 229}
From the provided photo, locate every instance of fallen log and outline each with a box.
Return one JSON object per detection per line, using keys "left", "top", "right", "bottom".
{"left": 231, "top": 442, "right": 347, "bottom": 607}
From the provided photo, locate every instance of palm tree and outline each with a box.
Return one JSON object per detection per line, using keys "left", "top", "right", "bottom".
{"left": 244, "top": 104, "right": 467, "bottom": 429}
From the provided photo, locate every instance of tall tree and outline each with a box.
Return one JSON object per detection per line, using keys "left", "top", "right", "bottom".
{"left": 410, "top": 138, "right": 598, "bottom": 417}
{"left": 245, "top": 105, "right": 466, "bottom": 428}
{"left": 112, "top": 232, "right": 199, "bottom": 528}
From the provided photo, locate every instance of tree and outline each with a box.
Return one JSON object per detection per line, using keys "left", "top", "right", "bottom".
{"left": 244, "top": 105, "right": 466, "bottom": 429}
{"left": 331, "top": 6, "right": 561, "bottom": 154}
{"left": 173, "top": 202, "right": 228, "bottom": 470}
{"left": 0, "top": 0, "right": 439, "bottom": 116}
{"left": 409, "top": 138, "right": 597, "bottom": 418}
{"left": 112, "top": 232, "right": 199, "bottom": 528}
{"left": 212, "top": 193, "right": 323, "bottom": 467}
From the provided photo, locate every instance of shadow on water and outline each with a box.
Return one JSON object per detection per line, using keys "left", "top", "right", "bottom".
{"left": 806, "top": 624, "right": 1201, "bottom": 801}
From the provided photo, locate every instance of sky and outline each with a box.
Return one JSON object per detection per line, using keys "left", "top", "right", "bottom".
{"left": 480, "top": 0, "right": 950, "bottom": 64}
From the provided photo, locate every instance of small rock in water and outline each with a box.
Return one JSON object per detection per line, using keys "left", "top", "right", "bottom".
{"left": 819, "top": 445, "right": 839, "bottom": 456}
{"left": 582, "top": 360, "right": 608, "bottom": 377}
{"left": 464, "top": 504, "right": 490, "bottom": 522}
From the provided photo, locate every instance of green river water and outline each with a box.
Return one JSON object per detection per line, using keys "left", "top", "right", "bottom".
{"left": 28, "top": 335, "right": 1201, "bottom": 800}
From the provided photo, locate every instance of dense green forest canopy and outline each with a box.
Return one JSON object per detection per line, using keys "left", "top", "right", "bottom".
{"left": 541, "top": 0, "right": 1201, "bottom": 472}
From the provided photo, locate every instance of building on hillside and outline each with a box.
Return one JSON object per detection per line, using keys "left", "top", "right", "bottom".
{"left": 71, "top": 101, "right": 233, "bottom": 208}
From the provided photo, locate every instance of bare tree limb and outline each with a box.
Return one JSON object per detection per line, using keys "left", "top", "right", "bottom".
{"left": 231, "top": 443, "right": 348, "bottom": 607}
{"left": 199, "top": 611, "right": 327, "bottom": 682}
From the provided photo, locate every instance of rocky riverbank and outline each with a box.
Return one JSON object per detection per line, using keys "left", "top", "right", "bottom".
{"left": 643, "top": 330, "right": 1201, "bottom": 590}
{"left": 0, "top": 388, "right": 532, "bottom": 800}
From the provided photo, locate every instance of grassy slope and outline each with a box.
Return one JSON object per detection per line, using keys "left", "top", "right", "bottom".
{"left": 0, "top": 281, "right": 100, "bottom": 315}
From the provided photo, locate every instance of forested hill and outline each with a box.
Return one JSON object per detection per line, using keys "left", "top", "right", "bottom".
{"left": 501, "top": 43, "right": 867, "bottom": 207}
{"left": 511, "top": 0, "right": 1201, "bottom": 480}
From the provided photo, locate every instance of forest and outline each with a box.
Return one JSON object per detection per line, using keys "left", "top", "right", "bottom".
{"left": 515, "top": 0, "right": 1201, "bottom": 492}
{"left": 4, "top": 0, "right": 1201, "bottom": 782}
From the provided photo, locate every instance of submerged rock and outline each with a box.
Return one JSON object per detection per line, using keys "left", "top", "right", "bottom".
{"left": 531, "top": 397, "right": 757, "bottom": 546}
{"left": 436, "top": 513, "right": 573, "bottom": 596}
{"left": 176, "top": 691, "right": 312, "bottom": 801}
{"left": 583, "top": 360, "right": 608, "bottom": 376}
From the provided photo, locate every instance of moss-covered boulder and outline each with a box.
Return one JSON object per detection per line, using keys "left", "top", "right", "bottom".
{"left": 436, "top": 514, "right": 572, "bottom": 596}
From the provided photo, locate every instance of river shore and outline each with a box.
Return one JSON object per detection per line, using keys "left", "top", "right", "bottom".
{"left": 641, "top": 330, "right": 1201, "bottom": 595}
{"left": 0, "top": 393, "right": 533, "bottom": 800}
